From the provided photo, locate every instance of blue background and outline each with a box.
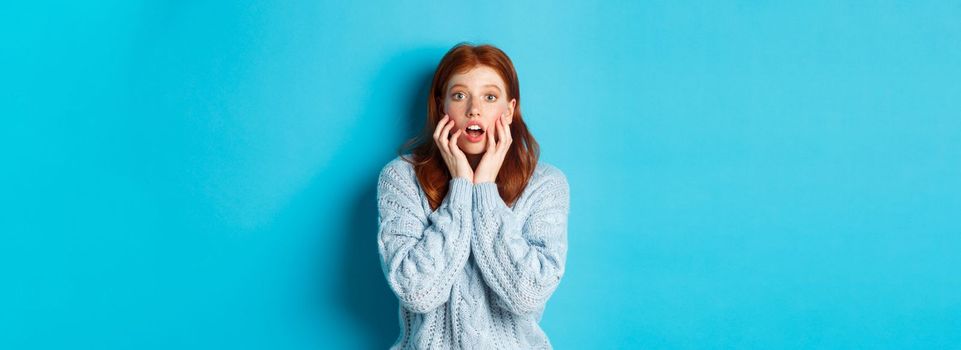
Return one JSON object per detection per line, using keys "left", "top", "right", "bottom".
{"left": 3, "top": 1, "right": 959, "bottom": 349}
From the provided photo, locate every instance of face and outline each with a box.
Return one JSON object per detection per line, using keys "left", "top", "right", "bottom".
{"left": 443, "top": 65, "right": 516, "bottom": 155}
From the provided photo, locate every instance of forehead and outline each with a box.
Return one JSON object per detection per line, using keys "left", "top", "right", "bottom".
{"left": 446, "top": 66, "right": 506, "bottom": 90}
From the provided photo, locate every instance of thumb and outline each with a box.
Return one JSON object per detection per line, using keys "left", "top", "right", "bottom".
{"left": 485, "top": 124, "right": 496, "bottom": 153}
{"left": 450, "top": 130, "right": 466, "bottom": 157}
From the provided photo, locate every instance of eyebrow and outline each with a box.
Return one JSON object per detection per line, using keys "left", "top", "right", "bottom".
{"left": 448, "top": 84, "right": 502, "bottom": 93}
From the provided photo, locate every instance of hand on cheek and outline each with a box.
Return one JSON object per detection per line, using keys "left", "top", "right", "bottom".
{"left": 473, "top": 113, "right": 513, "bottom": 184}
{"left": 434, "top": 114, "right": 474, "bottom": 181}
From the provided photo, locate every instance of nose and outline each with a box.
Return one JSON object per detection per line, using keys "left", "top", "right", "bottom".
{"left": 467, "top": 97, "right": 481, "bottom": 118}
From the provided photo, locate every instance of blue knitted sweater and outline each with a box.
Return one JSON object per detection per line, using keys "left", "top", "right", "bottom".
{"left": 376, "top": 155, "right": 570, "bottom": 349}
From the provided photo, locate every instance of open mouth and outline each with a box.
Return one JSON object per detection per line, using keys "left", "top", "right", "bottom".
{"left": 464, "top": 122, "right": 485, "bottom": 142}
{"left": 466, "top": 126, "right": 484, "bottom": 138}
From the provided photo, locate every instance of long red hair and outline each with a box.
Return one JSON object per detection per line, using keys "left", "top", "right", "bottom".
{"left": 397, "top": 43, "right": 539, "bottom": 210}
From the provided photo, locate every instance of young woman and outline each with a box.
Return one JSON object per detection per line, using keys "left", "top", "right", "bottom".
{"left": 376, "top": 43, "right": 570, "bottom": 349}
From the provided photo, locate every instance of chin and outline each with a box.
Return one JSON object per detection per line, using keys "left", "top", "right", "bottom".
{"left": 460, "top": 143, "right": 485, "bottom": 155}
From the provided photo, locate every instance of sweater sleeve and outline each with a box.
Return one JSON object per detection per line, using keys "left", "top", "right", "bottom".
{"left": 376, "top": 163, "right": 473, "bottom": 313}
{"left": 470, "top": 168, "right": 570, "bottom": 315}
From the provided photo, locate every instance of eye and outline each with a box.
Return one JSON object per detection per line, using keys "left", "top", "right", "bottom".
{"left": 452, "top": 92, "right": 466, "bottom": 100}
{"left": 485, "top": 94, "right": 497, "bottom": 102}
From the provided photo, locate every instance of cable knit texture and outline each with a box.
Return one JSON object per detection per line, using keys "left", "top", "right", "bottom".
{"left": 377, "top": 155, "right": 570, "bottom": 349}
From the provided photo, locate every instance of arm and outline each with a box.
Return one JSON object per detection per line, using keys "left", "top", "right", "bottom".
{"left": 470, "top": 169, "right": 570, "bottom": 315}
{"left": 377, "top": 164, "right": 473, "bottom": 313}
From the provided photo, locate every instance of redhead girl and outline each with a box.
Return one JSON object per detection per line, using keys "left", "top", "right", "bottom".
{"left": 377, "top": 43, "right": 570, "bottom": 349}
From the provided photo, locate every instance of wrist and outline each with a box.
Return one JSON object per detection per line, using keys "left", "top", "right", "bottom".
{"left": 473, "top": 181, "right": 502, "bottom": 209}
{"left": 473, "top": 177, "right": 494, "bottom": 184}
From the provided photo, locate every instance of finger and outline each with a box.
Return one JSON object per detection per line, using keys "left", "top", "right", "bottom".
{"left": 450, "top": 130, "right": 464, "bottom": 156}
{"left": 435, "top": 119, "right": 452, "bottom": 157}
{"left": 441, "top": 120, "right": 457, "bottom": 152}
{"left": 499, "top": 117, "right": 512, "bottom": 151}
{"left": 442, "top": 119, "right": 456, "bottom": 141}
{"left": 434, "top": 126, "right": 447, "bottom": 154}
{"left": 433, "top": 114, "right": 449, "bottom": 141}
{"left": 451, "top": 131, "right": 471, "bottom": 175}
{"left": 495, "top": 121, "right": 507, "bottom": 155}
{"left": 502, "top": 115, "right": 512, "bottom": 140}
{"left": 497, "top": 118, "right": 507, "bottom": 152}
{"left": 486, "top": 118, "right": 496, "bottom": 153}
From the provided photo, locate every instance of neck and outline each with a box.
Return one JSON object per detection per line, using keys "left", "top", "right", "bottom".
{"left": 467, "top": 154, "right": 482, "bottom": 170}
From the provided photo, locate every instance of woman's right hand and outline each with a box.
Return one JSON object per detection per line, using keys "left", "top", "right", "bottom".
{"left": 434, "top": 114, "right": 473, "bottom": 182}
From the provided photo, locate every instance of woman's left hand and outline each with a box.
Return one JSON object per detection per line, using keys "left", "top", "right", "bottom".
{"left": 473, "top": 113, "right": 512, "bottom": 184}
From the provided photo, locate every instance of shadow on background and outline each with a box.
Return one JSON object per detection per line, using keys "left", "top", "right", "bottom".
{"left": 334, "top": 46, "right": 444, "bottom": 349}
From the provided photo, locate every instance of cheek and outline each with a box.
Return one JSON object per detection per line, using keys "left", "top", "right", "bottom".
{"left": 488, "top": 104, "right": 508, "bottom": 119}
{"left": 444, "top": 100, "right": 462, "bottom": 113}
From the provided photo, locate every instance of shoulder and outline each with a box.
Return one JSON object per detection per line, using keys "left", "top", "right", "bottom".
{"left": 380, "top": 154, "right": 415, "bottom": 176}
{"left": 378, "top": 154, "right": 417, "bottom": 187}
{"left": 523, "top": 161, "right": 570, "bottom": 214}
{"left": 529, "top": 161, "right": 570, "bottom": 196}
{"left": 534, "top": 161, "right": 568, "bottom": 185}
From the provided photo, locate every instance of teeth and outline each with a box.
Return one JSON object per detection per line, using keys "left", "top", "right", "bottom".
{"left": 467, "top": 125, "right": 482, "bottom": 131}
